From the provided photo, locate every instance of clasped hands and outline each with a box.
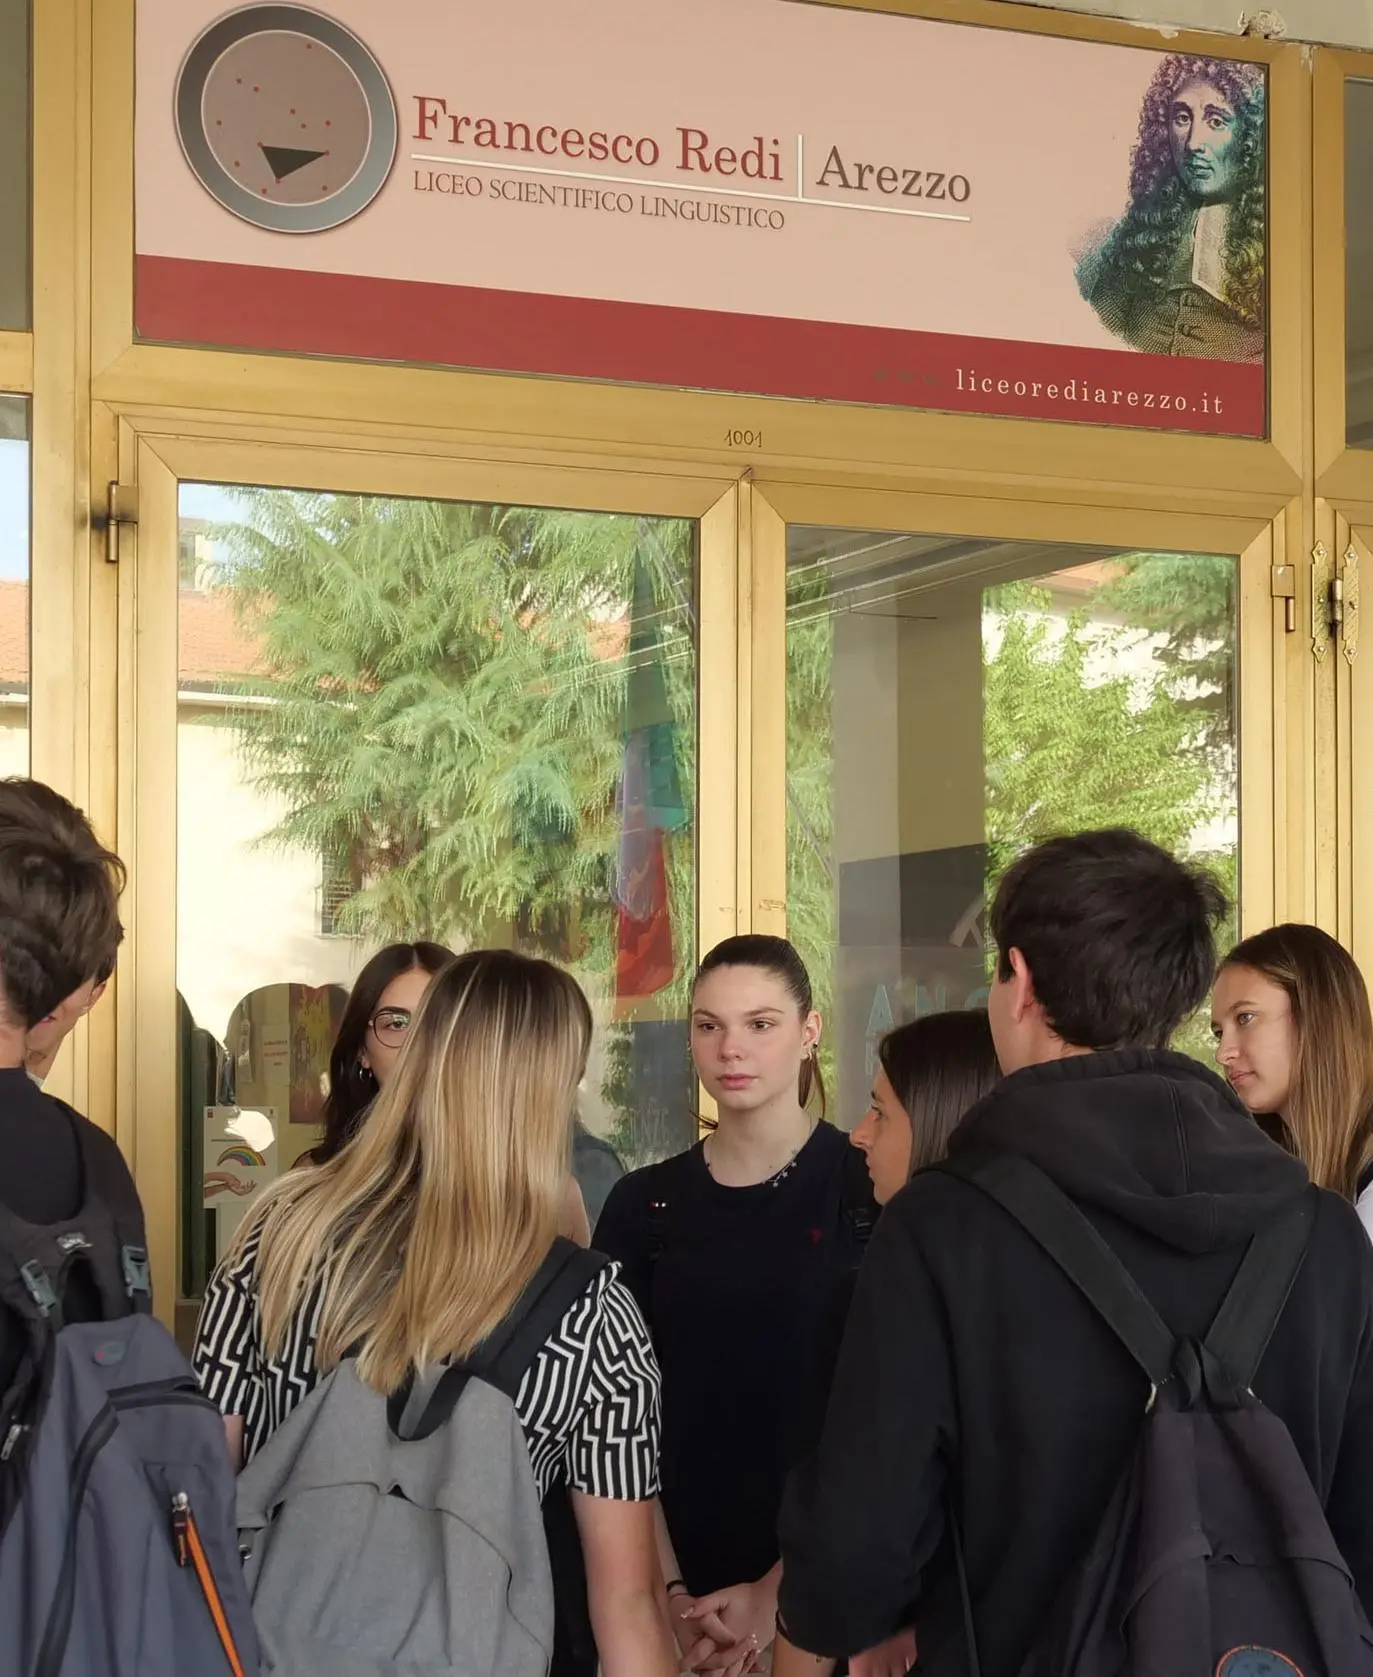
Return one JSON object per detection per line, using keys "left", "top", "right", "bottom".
{"left": 670, "top": 1574, "right": 917, "bottom": 1676}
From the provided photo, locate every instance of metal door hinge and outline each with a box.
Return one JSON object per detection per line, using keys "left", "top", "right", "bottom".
{"left": 1340, "top": 543, "right": 1361, "bottom": 665}
{"left": 1271, "top": 563, "right": 1296, "bottom": 633}
{"left": 100, "top": 482, "right": 140, "bottom": 566}
{"left": 1312, "top": 541, "right": 1360, "bottom": 666}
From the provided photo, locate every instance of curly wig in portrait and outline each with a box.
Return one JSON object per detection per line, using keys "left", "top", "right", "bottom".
{"left": 1080, "top": 56, "right": 1265, "bottom": 331}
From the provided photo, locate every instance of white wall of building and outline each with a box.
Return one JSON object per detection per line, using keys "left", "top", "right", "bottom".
{"left": 0, "top": 712, "right": 27, "bottom": 777}
{"left": 176, "top": 708, "right": 370, "bottom": 1048}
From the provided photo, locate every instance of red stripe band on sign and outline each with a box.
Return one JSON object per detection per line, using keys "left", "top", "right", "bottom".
{"left": 136, "top": 255, "right": 1266, "bottom": 437}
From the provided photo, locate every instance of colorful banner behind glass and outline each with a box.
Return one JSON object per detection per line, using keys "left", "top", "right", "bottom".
{"left": 135, "top": 0, "right": 1268, "bottom": 435}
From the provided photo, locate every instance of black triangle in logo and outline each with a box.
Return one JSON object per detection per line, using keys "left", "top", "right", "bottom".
{"left": 260, "top": 144, "right": 328, "bottom": 182}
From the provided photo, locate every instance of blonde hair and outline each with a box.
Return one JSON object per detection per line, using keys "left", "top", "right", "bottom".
{"left": 1221, "top": 923, "right": 1373, "bottom": 1200}
{"left": 235, "top": 949, "right": 592, "bottom": 1393}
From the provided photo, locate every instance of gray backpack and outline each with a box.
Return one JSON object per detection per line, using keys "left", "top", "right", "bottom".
{"left": 236, "top": 1238, "right": 608, "bottom": 1677}
{"left": 0, "top": 1109, "right": 258, "bottom": 1677}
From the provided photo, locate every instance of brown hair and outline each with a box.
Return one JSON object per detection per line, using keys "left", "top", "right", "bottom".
{"left": 309, "top": 940, "right": 455, "bottom": 1165}
{"left": 0, "top": 779, "right": 126, "bottom": 1028}
{"left": 1220, "top": 923, "right": 1373, "bottom": 1199}
{"left": 878, "top": 1010, "right": 1001, "bottom": 1177}
{"left": 693, "top": 934, "right": 825, "bottom": 1115}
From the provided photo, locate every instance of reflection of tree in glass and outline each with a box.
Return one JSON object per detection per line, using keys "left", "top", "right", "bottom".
{"left": 1098, "top": 551, "right": 1236, "bottom": 758}
{"left": 983, "top": 562, "right": 1237, "bottom": 1063}
{"left": 784, "top": 570, "right": 838, "bottom": 1100}
{"left": 982, "top": 577, "right": 1227, "bottom": 881}
{"left": 202, "top": 489, "right": 696, "bottom": 1160}
{"left": 782, "top": 552, "right": 1237, "bottom": 1085}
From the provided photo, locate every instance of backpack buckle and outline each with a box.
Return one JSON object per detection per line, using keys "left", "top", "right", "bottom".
{"left": 121, "top": 1245, "right": 152, "bottom": 1306}
{"left": 20, "top": 1260, "right": 61, "bottom": 1321}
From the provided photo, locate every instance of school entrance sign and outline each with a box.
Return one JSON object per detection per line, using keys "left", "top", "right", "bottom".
{"left": 136, "top": 0, "right": 1268, "bottom": 435}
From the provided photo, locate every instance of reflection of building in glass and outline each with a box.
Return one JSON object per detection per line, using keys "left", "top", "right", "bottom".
{"left": 1077, "top": 55, "right": 1265, "bottom": 362}
{"left": 0, "top": 580, "right": 27, "bottom": 778}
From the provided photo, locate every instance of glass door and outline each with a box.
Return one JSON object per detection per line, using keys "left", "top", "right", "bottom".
{"left": 116, "top": 428, "right": 740, "bottom": 1331}
{"left": 747, "top": 485, "right": 1281, "bottom": 1132}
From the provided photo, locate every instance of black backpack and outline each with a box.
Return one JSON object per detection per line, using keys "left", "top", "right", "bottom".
{"left": 942, "top": 1151, "right": 1373, "bottom": 1677}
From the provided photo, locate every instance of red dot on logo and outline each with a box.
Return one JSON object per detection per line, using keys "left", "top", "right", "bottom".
{"left": 810, "top": 1227, "right": 822, "bottom": 1245}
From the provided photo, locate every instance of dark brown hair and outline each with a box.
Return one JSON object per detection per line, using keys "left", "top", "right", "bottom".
{"left": 991, "top": 828, "right": 1226, "bottom": 1050}
{"left": 1219, "top": 923, "right": 1373, "bottom": 1200}
{"left": 0, "top": 778, "right": 125, "bottom": 1028}
{"left": 879, "top": 1010, "right": 1001, "bottom": 1177}
{"left": 309, "top": 941, "right": 454, "bottom": 1165}
{"left": 692, "top": 934, "right": 825, "bottom": 1115}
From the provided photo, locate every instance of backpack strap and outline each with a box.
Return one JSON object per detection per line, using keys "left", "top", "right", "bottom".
{"left": 480, "top": 1241, "right": 609, "bottom": 1400}
{"left": 394, "top": 1240, "right": 609, "bottom": 1442}
{"left": 68, "top": 1107, "right": 153, "bottom": 1315}
{"left": 1200, "top": 1191, "right": 1313, "bottom": 1394}
{"left": 939, "top": 1152, "right": 1175, "bottom": 1389}
{"left": 840, "top": 1142, "right": 878, "bottom": 1250}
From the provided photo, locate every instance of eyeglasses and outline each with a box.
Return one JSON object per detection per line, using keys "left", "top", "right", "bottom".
{"left": 368, "top": 1007, "right": 413, "bottom": 1048}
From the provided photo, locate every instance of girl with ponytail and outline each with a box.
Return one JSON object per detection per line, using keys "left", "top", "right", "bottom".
{"left": 596, "top": 935, "right": 875, "bottom": 1674}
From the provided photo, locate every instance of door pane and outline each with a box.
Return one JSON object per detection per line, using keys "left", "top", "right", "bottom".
{"left": 1348, "top": 79, "right": 1373, "bottom": 447}
{"left": 786, "top": 531, "right": 1237, "bottom": 1126}
{"left": 178, "top": 483, "right": 698, "bottom": 1294}
{"left": 0, "top": 1, "right": 29, "bottom": 329}
{"left": 0, "top": 396, "right": 28, "bottom": 771}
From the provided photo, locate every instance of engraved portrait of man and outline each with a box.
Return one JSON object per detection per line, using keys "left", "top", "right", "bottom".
{"left": 1078, "top": 55, "right": 1265, "bottom": 362}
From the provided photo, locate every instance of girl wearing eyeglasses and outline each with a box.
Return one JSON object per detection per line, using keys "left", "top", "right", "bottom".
{"left": 303, "top": 940, "right": 592, "bottom": 1244}
{"left": 305, "top": 941, "right": 455, "bottom": 1167}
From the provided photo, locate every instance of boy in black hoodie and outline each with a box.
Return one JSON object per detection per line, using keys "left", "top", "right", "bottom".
{"left": 777, "top": 829, "right": 1373, "bottom": 1676}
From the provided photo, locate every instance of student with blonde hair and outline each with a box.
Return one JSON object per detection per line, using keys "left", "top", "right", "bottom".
{"left": 194, "top": 948, "right": 675, "bottom": 1677}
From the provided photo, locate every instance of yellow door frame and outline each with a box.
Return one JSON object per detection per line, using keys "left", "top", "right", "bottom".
{"left": 113, "top": 419, "right": 744, "bottom": 1316}
{"left": 4, "top": 0, "right": 1350, "bottom": 1307}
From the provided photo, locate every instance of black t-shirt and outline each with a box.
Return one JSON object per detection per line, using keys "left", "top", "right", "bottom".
{"left": 594, "top": 1121, "right": 870, "bottom": 1595}
{"left": 0, "top": 1067, "right": 128, "bottom": 1391}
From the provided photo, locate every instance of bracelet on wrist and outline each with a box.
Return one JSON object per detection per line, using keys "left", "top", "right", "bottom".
{"left": 665, "top": 1578, "right": 688, "bottom": 1597}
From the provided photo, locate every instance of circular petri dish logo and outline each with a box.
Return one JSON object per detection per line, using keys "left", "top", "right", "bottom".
{"left": 174, "top": 4, "right": 398, "bottom": 234}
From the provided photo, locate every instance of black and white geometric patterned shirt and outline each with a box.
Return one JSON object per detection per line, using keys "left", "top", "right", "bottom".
{"left": 192, "top": 1226, "right": 662, "bottom": 1502}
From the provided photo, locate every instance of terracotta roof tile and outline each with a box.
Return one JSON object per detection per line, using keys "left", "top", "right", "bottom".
{"left": 0, "top": 581, "right": 639, "bottom": 691}
{"left": 178, "top": 590, "right": 265, "bottom": 684}
{"left": 0, "top": 580, "right": 27, "bottom": 685}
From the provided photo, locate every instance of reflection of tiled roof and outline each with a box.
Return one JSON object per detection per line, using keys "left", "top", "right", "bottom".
{"left": 179, "top": 590, "right": 265, "bottom": 683}
{"left": 0, "top": 581, "right": 641, "bottom": 690}
{"left": 0, "top": 581, "right": 26, "bottom": 684}
{"left": 0, "top": 582, "right": 267, "bottom": 688}
{"left": 1046, "top": 560, "right": 1118, "bottom": 595}
{"left": 588, "top": 619, "right": 629, "bottom": 660}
